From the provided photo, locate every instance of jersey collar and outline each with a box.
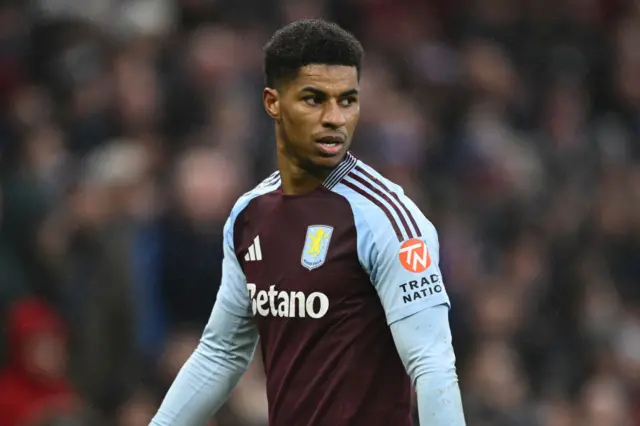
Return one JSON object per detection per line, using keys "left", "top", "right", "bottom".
{"left": 322, "top": 152, "right": 357, "bottom": 190}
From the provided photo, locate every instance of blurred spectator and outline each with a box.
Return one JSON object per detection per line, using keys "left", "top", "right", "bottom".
{"left": 0, "top": 297, "right": 79, "bottom": 426}
{"left": 158, "top": 146, "right": 244, "bottom": 329}
{"left": 60, "top": 139, "right": 150, "bottom": 415}
{"left": 116, "top": 387, "right": 160, "bottom": 426}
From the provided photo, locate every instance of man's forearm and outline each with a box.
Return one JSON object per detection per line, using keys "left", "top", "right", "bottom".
{"left": 390, "top": 304, "right": 466, "bottom": 426}
{"left": 150, "top": 303, "right": 259, "bottom": 426}
{"left": 415, "top": 370, "right": 465, "bottom": 425}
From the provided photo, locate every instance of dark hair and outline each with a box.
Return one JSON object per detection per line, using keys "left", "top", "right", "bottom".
{"left": 263, "top": 19, "right": 364, "bottom": 88}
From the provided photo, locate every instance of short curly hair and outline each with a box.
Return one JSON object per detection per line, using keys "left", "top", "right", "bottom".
{"left": 263, "top": 19, "right": 364, "bottom": 88}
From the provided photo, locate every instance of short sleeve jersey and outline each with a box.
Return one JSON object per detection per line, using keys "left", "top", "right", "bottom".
{"left": 216, "top": 153, "right": 450, "bottom": 426}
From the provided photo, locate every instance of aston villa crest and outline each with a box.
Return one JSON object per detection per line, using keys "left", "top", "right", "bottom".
{"left": 301, "top": 225, "right": 333, "bottom": 270}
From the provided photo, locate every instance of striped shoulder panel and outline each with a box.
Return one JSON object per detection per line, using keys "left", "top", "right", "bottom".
{"left": 255, "top": 170, "right": 281, "bottom": 189}
{"left": 339, "top": 162, "right": 421, "bottom": 242}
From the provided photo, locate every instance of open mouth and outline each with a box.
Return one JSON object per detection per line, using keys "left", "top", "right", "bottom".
{"left": 315, "top": 135, "right": 345, "bottom": 155}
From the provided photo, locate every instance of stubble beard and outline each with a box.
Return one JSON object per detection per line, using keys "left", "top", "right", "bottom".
{"left": 278, "top": 119, "right": 342, "bottom": 177}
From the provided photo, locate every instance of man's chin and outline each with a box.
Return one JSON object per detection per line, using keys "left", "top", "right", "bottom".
{"left": 310, "top": 152, "right": 346, "bottom": 171}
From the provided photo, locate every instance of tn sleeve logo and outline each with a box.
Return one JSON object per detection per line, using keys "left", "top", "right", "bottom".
{"left": 398, "top": 238, "right": 431, "bottom": 273}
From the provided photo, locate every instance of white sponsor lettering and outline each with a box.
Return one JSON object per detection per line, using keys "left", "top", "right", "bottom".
{"left": 246, "top": 284, "right": 329, "bottom": 318}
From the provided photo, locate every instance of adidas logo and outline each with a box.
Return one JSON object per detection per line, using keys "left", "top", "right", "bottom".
{"left": 245, "top": 236, "right": 262, "bottom": 261}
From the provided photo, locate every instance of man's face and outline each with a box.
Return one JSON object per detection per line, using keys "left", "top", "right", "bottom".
{"left": 23, "top": 332, "right": 67, "bottom": 381}
{"left": 264, "top": 64, "right": 360, "bottom": 171}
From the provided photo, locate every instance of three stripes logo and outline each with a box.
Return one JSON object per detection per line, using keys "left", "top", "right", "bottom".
{"left": 398, "top": 238, "right": 431, "bottom": 273}
{"left": 245, "top": 236, "right": 262, "bottom": 262}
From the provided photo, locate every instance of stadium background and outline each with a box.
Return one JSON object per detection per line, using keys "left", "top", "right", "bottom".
{"left": 0, "top": 0, "right": 639, "bottom": 425}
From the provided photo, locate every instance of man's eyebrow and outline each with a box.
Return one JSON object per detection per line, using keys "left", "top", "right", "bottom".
{"left": 339, "top": 89, "right": 359, "bottom": 97}
{"left": 300, "top": 87, "right": 359, "bottom": 97}
{"left": 300, "top": 87, "right": 325, "bottom": 96}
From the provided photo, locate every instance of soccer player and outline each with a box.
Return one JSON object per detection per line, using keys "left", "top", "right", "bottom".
{"left": 150, "top": 19, "right": 466, "bottom": 426}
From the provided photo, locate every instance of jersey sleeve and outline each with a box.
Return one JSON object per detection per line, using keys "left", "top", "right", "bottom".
{"left": 215, "top": 216, "right": 252, "bottom": 318}
{"left": 151, "top": 212, "right": 258, "bottom": 425}
{"left": 358, "top": 195, "right": 450, "bottom": 325}
{"left": 390, "top": 305, "right": 466, "bottom": 425}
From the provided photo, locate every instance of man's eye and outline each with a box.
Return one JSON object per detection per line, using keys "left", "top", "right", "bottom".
{"left": 340, "top": 97, "right": 357, "bottom": 106}
{"left": 303, "top": 96, "right": 320, "bottom": 105}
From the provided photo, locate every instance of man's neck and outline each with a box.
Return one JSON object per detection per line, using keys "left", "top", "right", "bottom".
{"left": 277, "top": 150, "right": 331, "bottom": 195}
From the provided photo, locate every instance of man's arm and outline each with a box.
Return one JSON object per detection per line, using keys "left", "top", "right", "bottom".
{"left": 353, "top": 180, "right": 466, "bottom": 425}
{"left": 150, "top": 304, "right": 258, "bottom": 425}
{"left": 150, "top": 216, "right": 258, "bottom": 426}
{"left": 390, "top": 305, "right": 465, "bottom": 425}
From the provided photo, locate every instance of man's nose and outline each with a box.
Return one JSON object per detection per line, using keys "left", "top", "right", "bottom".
{"left": 321, "top": 101, "right": 347, "bottom": 128}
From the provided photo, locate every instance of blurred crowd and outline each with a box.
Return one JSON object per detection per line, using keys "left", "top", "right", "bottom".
{"left": 0, "top": 0, "right": 639, "bottom": 425}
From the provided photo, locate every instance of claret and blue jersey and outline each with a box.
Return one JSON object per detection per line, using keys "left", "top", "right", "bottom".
{"left": 217, "top": 152, "right": 451, "bottom": 425}
{"left": 150, "top": 152, "right": 463, "bottom": 426}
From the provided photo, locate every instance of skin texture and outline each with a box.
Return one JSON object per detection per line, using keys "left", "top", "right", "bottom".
{"left": 263, "top": 64, "right": 360, "bottom": 195}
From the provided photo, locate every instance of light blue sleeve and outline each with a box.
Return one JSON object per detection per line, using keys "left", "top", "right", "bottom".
{"left": 335, "top": 166, "right": 463, "bottom": 424}
{"left": 150, "top": 215, "right": 259, "bottom": 426}
{"left": 390, "top": 306, "right": 466, "bottom": 426}
{"left": 214, "top": 216, "right": 255, "bottom": 319}
{"left": 346, "top": 185, "right": 450, "bottom": 325}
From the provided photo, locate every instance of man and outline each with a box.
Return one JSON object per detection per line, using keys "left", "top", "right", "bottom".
{"left": 151, "top": 19, "right": 466, "bottom": 426}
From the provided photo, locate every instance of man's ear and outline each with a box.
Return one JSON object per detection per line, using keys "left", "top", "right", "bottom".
{"left": 263, "top": 87, "right": 280, "bottom": 120}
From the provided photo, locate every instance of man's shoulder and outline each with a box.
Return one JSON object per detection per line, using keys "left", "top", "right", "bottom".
{"left": 333, "top": 160, "right": 407, "bottom": 202}
{"left": 227, "top": 171, "right": 281, "bottom": 225}
{"left": 331, "top": 160, "right": 432, "bottom": 242}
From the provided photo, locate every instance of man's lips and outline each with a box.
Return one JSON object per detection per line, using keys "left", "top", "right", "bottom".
{"left": 315, "top": 135, "right": 345, "bottom": 156}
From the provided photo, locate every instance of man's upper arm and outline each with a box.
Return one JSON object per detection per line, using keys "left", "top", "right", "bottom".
{"left": 215, "top": 173, "right": 280, "bottom": 319}
{"left": 214, "top": 216, "right": 252, "bottom": 319}
{"left": 355, "top": 189, "right": 450, "bottom": 325}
